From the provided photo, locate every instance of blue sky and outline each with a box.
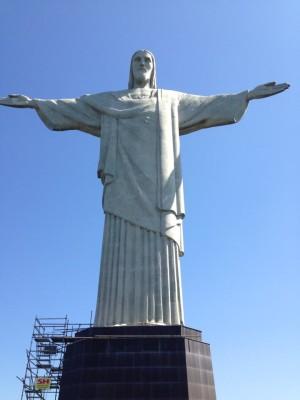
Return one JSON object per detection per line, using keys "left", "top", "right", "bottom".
{"left": 0, "top": 1, "right": 299, "bottom": 399}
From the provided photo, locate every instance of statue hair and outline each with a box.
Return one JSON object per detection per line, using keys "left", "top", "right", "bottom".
{"left": 128, "top": 50, "right": 157, "bottom": 89}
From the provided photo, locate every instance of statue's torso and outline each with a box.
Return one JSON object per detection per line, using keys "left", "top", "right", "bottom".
{"left": 103, "top": 93, "right": 161, "bottom": 232}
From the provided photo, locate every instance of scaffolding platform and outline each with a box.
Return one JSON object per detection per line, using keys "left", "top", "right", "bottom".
{"left": 19, "top": 317, "right": 92, "bottom": 400}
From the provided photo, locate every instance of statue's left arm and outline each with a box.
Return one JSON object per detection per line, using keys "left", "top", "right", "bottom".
{"left": 178, "top": 82, "right": 289, "bottom": 135}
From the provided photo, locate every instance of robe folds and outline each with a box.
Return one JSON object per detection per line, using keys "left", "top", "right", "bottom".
{"left": 36, "top": 88, "right": 248, "bottom": 326}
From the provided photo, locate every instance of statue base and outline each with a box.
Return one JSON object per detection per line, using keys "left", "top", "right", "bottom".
{"left": 58, "top": 325, "right": 216, "bottom": 400}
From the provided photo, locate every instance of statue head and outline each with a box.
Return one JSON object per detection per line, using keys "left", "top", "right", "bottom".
{"left": 128, "top": 50, "right": 157, "bottom": 89}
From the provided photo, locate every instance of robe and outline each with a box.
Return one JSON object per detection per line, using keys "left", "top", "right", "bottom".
{"left": 35, "top": 88, "right": 248, "bottom": 326}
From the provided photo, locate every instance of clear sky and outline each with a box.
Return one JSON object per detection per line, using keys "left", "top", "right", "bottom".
{"left": 0, "top": 1, "right": 299, "bottom": 399}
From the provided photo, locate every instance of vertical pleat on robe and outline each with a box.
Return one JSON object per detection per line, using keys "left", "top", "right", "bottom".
{"left": 94, "top": 213, "right": 184, "bottom": 326}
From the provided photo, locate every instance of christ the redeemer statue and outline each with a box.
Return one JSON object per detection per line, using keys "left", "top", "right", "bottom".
{"left": 0, "top": 50, "right": 289, "bottom": 327}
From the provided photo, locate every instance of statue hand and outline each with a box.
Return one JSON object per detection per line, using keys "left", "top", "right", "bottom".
{"left": 0, "top": 94, "right": 36, "bottom": 108}
{"left": 247, "top": 82, "right": 290, "bottom": 101}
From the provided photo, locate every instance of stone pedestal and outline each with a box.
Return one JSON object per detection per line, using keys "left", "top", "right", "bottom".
{"left": 58, "top": 325, "right": 216, "bottom": 400}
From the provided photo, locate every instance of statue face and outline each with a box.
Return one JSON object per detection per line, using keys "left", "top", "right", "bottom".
{"left": 131, "top": 51, "right": 153, "bottom": 87}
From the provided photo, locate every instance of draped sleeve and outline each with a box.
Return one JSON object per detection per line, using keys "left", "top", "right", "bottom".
{"left": 35, "top": 94, "right": 102, "bottom": 137}
{"left": 178, "top": 90, "right": 249, "bottom": 135}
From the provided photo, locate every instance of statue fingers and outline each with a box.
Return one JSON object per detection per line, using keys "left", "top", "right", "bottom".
{"left": 277, "top": 83, "right": 290, "bottom": 91}
{"left": 249, "top": 82, "right": 289, "bottom": 100}
{"left": 264, "top": 82, "right": 290, "bottom": 92}
{"left": 8, "top": 94, "right": 30, "bottom": 101}
{"left": 264, "top": 81, "right": 276, "bottom": 87}
{"left": 0, "top": 96, "right": 14, "bottom": 105}
{"left": 0, "top": 94, "right": 32, "bottom": 107}
{"left": 269, "top": 83, "right": 290, "bottom": 95}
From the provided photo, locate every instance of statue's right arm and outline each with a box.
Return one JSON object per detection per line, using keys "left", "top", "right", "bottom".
{"left": 0, "top": 94, "right": 101, "bottom": 137}
{"left": 0, "top": 94, "right": 38, "bottom": 109}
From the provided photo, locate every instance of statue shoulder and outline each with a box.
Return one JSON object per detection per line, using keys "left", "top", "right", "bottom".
{"left": 79, "top": 89, "right": 185, "bottom": 105}
{"left": 158, "top": 88, "right": 185, "bottom": 102}
{"left": 79, "top": 91, "right": 117, "bottom": 107}
{"left": 161, "top": 88, "right": 183, "bottom": 96}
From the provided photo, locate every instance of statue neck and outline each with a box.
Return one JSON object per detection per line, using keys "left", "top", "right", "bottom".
{"left": 133, "top": 79, "right": 151, "bottom": 89}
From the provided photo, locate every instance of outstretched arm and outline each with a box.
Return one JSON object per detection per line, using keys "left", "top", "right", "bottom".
{"left": 178, "top": 90, "right": 249, "bottom": 135}
{"left": 0, "top": 94, "right": 101, "bottom": 136}
{"left": 247, "top": 82, "right": 290, "bottom": 101}
{"left": 178, "top": 81, "right": 289, "bottom": 135}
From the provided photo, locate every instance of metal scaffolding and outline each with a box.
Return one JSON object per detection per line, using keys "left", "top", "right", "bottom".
{"left": 19, "top": 317, "right": 91, "bottom": 400}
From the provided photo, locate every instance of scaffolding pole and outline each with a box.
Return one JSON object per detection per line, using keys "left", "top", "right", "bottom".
{"left": 19, "top": 316, "right": 92, "bottom": 400}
